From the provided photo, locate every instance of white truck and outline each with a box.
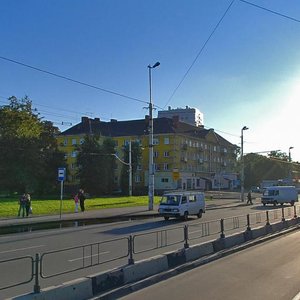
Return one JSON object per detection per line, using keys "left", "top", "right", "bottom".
{"left": 158, "top": 191, "right": 205, "bottom": 221}
{"left": 261, "top": 186, "right": 298, "bottom": 206}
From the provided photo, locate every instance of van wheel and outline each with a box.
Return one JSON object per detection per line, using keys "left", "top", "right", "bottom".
{"left": 183, "top": 211, "right": 188, "bottom": 221}
{"left": 291, "top": 201, "right": 295, "bottom": 206}
{"left": 197, "top": 210, "right": 203, "bottom": 218}
{"left": 164, "top": 216, "right": 169, "bottom": 220}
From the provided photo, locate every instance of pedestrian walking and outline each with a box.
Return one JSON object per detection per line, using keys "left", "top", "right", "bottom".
{"left": 78, "top": 189, "right": 86, "bottom": 212}
{"left": 18, "top": 193, "right": 27, "bottom": 217}
{"left": 74, "top": 193, "right": 79, "bottom": 213}
{"left": 25, "top": 193, "right": 31, "bottom": 216}
{"left": 247, "top": 190, "right": 253, "bottom": 205}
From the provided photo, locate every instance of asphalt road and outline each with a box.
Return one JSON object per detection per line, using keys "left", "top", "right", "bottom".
{"left": 120, "top": 230, "right": 300, "bottom": 300}
{"left": 0, "top": 202, "right": 294, "bottom": 298}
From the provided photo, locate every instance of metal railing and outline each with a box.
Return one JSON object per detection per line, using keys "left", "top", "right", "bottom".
{"left": 1, "top": 205, "right": 299, "bottom": 294}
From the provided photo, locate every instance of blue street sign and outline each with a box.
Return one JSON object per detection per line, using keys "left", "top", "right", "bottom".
{"left": 58, "top": 168, "right": 66, "bottom": 181}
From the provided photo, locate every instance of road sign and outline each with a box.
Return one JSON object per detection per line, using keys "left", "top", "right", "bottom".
{"left": 58, "top": 168, "right": 66, "bottom": 181}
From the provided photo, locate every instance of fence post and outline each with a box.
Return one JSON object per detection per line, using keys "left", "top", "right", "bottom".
{"left": 33, "top": 253, "right": 40, "bottom": 293}
{"left": 281, "top": 207, "right": 285, "bottom": 222}
{"left": 220, "top": 219, "right": 225, "bottom": 238}
{"left": 266, "top": 211, "right": 270, "bottom": 226}
{"left": 294, "top": 205, "right": 297, "bottom": 219}
{"left": 184, "top": 225, "right": 189, "bottom": 249}
{"left": 128, "top": 235, "right": 134, "bottom": 265}
{"left": 246, "top": 214, "right": 251, "bottom": 231}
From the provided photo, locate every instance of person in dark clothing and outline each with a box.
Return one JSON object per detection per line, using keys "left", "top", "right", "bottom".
{"left": 247, "top": 190, "right": 253, "bottom": 205}
{"left": 78, "top": 189, "right": 86, "bottom": 212}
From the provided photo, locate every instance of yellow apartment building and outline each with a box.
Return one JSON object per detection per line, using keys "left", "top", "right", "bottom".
{"left": 57, "top": 116, "right": 238, "bottom": 194}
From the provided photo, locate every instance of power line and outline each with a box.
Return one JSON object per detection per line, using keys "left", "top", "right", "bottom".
{"left": 163, "top": 0, "right": 236, "bottom": 108}
{"left": 0, "top": 56, "right": 148, "bottom": 105}
{"left": 238, "top": 0, "right": 300, "bottom": 23}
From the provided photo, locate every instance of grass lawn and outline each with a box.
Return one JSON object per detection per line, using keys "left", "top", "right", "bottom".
{"left": 0, "top": 196, "right": 162, "bottom": 218}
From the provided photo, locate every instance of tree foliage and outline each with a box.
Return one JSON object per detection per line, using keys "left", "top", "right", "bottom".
{"left": 76, "top": 136, "right": 115, "bottom": 195}
{"left": 244, "top": 153, "right": 290, "bottom": 188}
{"left": 0, "top": 96, "right": 66, "bottom": 194}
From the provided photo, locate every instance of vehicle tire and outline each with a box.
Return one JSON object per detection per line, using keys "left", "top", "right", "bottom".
{"left": 183, "top": 211, "right": 188, "bottom": 221}
{"left": 164, "top": 216, "right": 170, "bottom": 220}
{"left": 197, "top": 210, "right": 203, "bottom": 218}
{"left": 291, "top": 201, "right": 295, "bottom": 206}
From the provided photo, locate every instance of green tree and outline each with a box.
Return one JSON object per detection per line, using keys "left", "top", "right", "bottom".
{"left": 76, "top": 136, "right": 115, "bottom": 195}
{"left": 244, "top": 153, "right": 289, "bottom": 188}
{"left": 0, "top": 96, "right": 65, "bottom": 194}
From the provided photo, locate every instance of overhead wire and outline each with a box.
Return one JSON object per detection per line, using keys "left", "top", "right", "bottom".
{"left": 163, "top": 0, "right": 236, "bottom": 109}
{"left": 0, "top": 56, "right": 148, "bottom": 105}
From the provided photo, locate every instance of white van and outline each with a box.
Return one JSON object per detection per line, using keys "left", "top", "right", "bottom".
{"left": 158, "top": 191, "right": 205, "bottom": 220}
{"left": 261, "top": 186, "right": 298, "bottom": 206}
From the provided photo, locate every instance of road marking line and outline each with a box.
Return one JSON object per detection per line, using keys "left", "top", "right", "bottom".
{"left": 68, "top": 251, "right": 110, "bottom": 262}
{"left": 0, "top": 245, "right": 45, "bottom": 254}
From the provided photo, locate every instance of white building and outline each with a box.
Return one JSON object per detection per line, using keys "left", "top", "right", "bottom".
{"left": 157, "top": 106, "right": 204, "bottom": 127}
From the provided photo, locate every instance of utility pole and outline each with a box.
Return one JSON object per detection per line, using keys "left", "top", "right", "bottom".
{"left": 241, "top": 126, "right": 249, "bottom": 202}
{"left": 147, "top": 62, "right": 160, "bottom": 210}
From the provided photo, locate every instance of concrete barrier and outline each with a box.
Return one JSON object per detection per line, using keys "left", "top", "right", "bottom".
{"left": 123, "top": 255, "right": 168, "bottom": 284}
{"left": 10, "top": 278, "right": 93, "bottom": 300}
{"left": 166, "top": 248, "right": 186, "bottom": 268}
{"left": 185, "top": 242, "right": 214, "bottom": 262}
{"left": 88, "top": 268, "right": 124, "bottom": 295}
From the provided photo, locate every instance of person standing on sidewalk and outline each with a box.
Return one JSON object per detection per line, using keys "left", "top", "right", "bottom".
{"left": 25, "top": 193, "right": 31, "bottom": 217}
{"left": 247, "top": 190, "right": 253, "bottom": 205}
{"left": 18, "top": 193, "right": 27, "bottom": 217}
{"left": 78, "top": 189, "right": 86, "bottom": 212}
{"left": 74, "top": 193, "right": 79, "bottom": 213}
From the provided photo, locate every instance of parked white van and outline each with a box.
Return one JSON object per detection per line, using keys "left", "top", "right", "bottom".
{"left": 261, "top": 186, "right": 298, "bottom": 206}
{"left": 158, "top": 191, "right": 205, "bottom": 220}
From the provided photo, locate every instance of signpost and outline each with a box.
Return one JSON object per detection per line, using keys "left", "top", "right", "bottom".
{"left": 58, "top": 168, "right": 66, "bottom": 219}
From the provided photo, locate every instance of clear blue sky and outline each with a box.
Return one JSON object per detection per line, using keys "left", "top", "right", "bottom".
{"left": 1, "top": 0, "right": 300, "bottom": 161}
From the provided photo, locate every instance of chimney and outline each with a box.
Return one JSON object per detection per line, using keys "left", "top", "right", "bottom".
{"left": 110, "top": 119, "right": 117, "bottom": 123}
{"left": 81, "top": 116, "right": 89, "bottom": 123}
{"left": 172, "top": 115, "right": 179, "bottom": 128}
{"left": 94, "top": 117, "right": 100, "bottom": 122}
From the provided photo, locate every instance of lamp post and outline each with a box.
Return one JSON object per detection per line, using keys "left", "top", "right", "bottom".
{"left": 289, "top": 146, "right": 294, "bottom": 181}
{"left": 148, "top": 61, "right": 160, "bottom": 211}
{"left": 112, "top": 141, "right": 132, "bottom": 196}
{"left": 241, "top": 126, "right": 249, "bottom": 201}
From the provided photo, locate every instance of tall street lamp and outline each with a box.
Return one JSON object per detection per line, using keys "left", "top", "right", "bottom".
{"left": 112, "top": 141, "right": 132, "bottom": 196}
{"left": 148, "top": 61, "right": 160, "bottom": 211}
{"left": 289, "top": 146, "right": 294, "bottom": 181}
{"left": 241, "top": 126, "right": 249, "bottom": 201}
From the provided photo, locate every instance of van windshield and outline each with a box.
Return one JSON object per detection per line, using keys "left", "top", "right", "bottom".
{"left": 160, "top": 195, "right": 181, "bottom": 206}
{"left": 263, "top": 189, "right": 279, "bottom": 196}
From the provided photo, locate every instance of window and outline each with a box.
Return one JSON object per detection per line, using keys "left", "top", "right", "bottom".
{"left": 153, "top": 138, "right": 159, "bottom": 145}
{"left": 161, "top": 178, "right": 169, "bottom": 183}
{"left": 163, "top": 163, "right": 169, "bottom": 171}
{"left": 189, "top": 195, "right": 197, "bottom": 202}
{"left": 181, "top": 196, "right": 187, "bottom": 204}
{"left": 137, "top": 164, "right": 142, "bottom": 170}
{"left": 72, "top": 139, "right": 77, "bottom": 145}
{"left": 154, "top": 151, "right": 159, "bottom": 158}
{"left": 135, "top": 175, "right": 141, "bottom": 183}
{"left": 63, "top": 139, "right": 68, "bottom": 146}
{"left": 71, "top": 151, "right": 77, "bottom": 158}
{"left": 80, "top": 138, "right": 84, "bottom": 145}
{"left": 164, "top": 137, "right": 170, "bottom": 145}
{"left": 164, "top": 151, "right": 170, "bottom": 157}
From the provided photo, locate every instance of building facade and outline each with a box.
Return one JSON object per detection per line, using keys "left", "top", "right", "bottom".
{"left": 157, "top": 106, "right": 204, "bottom": 127}
{"left": 57, "top": 116, "right": 238, "bottom": 194}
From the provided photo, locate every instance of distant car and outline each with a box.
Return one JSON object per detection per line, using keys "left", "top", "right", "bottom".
{"left": 250, "top": 186, "right": 261, "bottom": 193}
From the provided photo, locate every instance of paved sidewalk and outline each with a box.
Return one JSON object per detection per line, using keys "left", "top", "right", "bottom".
{"left": 0, "top": 197, "right": 248, "bottom": 229}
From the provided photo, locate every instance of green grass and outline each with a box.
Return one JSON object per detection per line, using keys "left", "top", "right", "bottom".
{"left": 0, "top": 196, "right": 162, "bottom": 218}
